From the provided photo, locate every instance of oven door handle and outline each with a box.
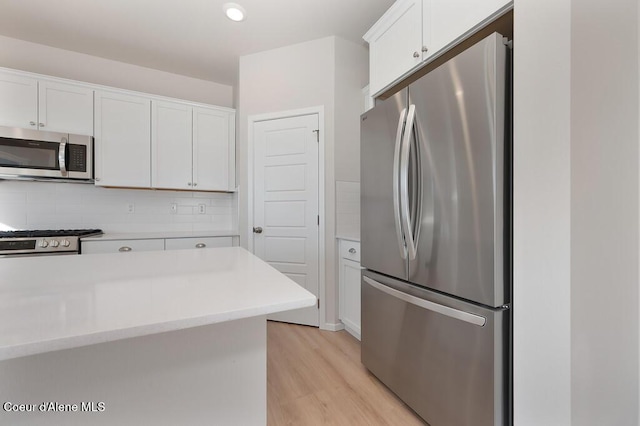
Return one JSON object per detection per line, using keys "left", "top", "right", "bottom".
{"left": 59, "top": 138, "right": 68, "bottom": 175}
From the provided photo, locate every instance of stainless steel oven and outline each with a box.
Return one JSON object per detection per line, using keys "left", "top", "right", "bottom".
{"left": 0, "top": 229, "right": 102, "bottom": 257}
{"left": 0, "top": 126, "right": 93, "bottom": 182}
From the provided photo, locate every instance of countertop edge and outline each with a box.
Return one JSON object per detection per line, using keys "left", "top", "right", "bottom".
{"left": 0, "top": 296, "right": 316, "bottom": 362}
{"left": 82, "top": 231, "right": 240, "bottom": 241}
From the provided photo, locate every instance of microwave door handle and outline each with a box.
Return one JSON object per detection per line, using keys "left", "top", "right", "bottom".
{"left": 400, "top": 104, "right": 418, "bottom": 260}
{"left": 59, "top": 138, "right": 67, "bottom": 175}
{"left": 393, "top": 107, "right": 408, "bottom": 259}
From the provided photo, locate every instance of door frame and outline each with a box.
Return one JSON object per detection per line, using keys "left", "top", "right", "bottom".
{"left": 247, "top": 106, "right": 326, "bottom": 329}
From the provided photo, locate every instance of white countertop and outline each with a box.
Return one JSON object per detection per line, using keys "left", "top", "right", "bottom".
{"left": 82, "top": 230, "right": 240, "bottom": 241}
{"left": 336, "top": 235, "right": 360, "bottom": 242}
{"left": 0, "top": 247, "right": 315, "bottom": 361}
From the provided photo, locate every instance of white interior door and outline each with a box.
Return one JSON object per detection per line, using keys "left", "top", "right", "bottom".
{"left": 253, "top": 114, "right": 319, "bottom": 327}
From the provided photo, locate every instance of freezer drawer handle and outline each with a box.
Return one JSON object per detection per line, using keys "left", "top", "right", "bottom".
{"left": 363, "top": 276, "right": 486, "bottom": 327}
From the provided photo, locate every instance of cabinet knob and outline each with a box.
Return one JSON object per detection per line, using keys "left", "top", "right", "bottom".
{"left": 349, "top": 248, "right": 357, "bottom": 254}
{"left": 413, "top": 51, "right": 420, "bottom": 58}
{"left": 193, "top": 183, "right": 198, "bottom": 187}
{"left": 253, "top": 227, "right": 263, "bottom": 234}
{"left": 422, "top": 46, "right": 428, "bottom": 53}
{"left": 29, "top": 121, "right": 36, "bottom": 126}
{"left": 39, "top": 123, "right": 45, "bottom": 127}
{"left": 187, "top": 182, "right": 192, "bottom": 186}
{"left": 195, "top": 243, "right": 206, "bottom": 248}
{"left": 95, "top": 177, "right": 101, "bottom": 182}
{"left": 119, "top": 246, "right": 132, "bottom": 252}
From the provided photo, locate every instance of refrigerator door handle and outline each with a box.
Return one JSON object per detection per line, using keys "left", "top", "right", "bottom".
{"left": 400, "top": 104, "right": 418, "bottom": 260}
{"left": 393, "top": 107, "right": 408, "bottom": 259}
{"left": 363, "top": 276, "right": 487, "bottom": 326}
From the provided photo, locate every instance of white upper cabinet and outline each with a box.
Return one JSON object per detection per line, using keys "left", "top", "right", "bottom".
{"left": 0, "top": 67, "right": 235, "bottom": 192}
{"left": 152, "top": 102, "right": 235, "bottom": 191}
{"left": 0, "top": 73, "right": 38, "bottom": 129}
{"left": 365, "top": 0, "right": 425, "bottom": 96}
{"left": 94, "top": 91, "right": 151, "bottom": 188}
{"left": 430, "top": 0, "right": 511, "bottom": 55}
{"left": 0, "top": 71, "right": 93, "bottom": 134}
{"left": 193, "top": 107, "right": 235, "bottom": 191}
{"left": 152, "top": 100, "right": 193, "bottom": 190}
{"left": 364, "top": 0, "right": 512, "bottom": 97}
{"left": 38, "top": 80, "right": 94, "bottom": 135}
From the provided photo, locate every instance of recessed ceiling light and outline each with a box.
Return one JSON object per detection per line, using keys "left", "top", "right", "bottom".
{"left": 223, "top": 3, "right": 246, "bottom": 22}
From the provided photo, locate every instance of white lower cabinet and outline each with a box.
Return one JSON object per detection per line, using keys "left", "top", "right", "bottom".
{"left": 81, "top": 236, "right": 235, "bottom": 254}
{"left": 165, "top": 237, "right": 233, "bottom": 250}
{"left": 81, "top": 238, "right": 165, "bottom": 254}
{"left": 339, "top": 239, "right": 363, "bottom": 340}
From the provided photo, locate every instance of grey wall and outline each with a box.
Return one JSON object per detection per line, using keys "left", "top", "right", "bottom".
{"left": 570, "top": 0, "right": 639, "bottom": 424}
{"left": 0, "top": 35, "right": 234, "bottom": 107}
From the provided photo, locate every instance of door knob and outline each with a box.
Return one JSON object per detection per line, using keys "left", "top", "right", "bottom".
{"left": 253, "top": 227, "right": 263, "bottom": 234}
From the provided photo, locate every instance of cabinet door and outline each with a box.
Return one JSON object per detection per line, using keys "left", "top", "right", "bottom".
{"left": 365, "top": 0, "right": 423, "bottom": 96}
{"left": 94, "top": 91, "right": 151, "bottom": 188}
{"left": 81, "top": 238, "right": 165, "bottom": 254}
{"left": 38, "top": 80, "right": 94, "bottom": 135}
{"left": 340, "top": 256, "right": 363, "bottom": 340}
{"left": 193, "top": 107, "right": 235, "bottom": 191}
{"left": 430, "top": 0, "right": 511, "bottom": 54}
{"left": 0, "top": 72, "right": 38, "bottom": 129}
{"left": 165, "top": 236, "right": 233, "bottom": 250}
{"left": 152, "top": 101, "right": 193, "bottom": 190}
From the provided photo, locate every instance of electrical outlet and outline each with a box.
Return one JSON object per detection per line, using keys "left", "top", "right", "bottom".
{"left": 198, "top": 204, "right": 206, "bottom": 214}
{"left": 170, "top": 203, "right": 178, "bottom": 214}
{"left": 127, "top": 203, "right": 135, "bottom": 214}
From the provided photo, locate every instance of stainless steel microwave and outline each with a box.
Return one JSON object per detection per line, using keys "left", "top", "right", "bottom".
{"left": 0, "top": 126, "right": 93, "bottom": 182}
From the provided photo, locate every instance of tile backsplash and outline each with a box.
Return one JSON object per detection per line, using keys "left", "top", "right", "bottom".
{"left": 336, "top": 180, "right": 360, "bottom": 240}
{"left": 0, "top": 180, "right": 237, "bottom": 233}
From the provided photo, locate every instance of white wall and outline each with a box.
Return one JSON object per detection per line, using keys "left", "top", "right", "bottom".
{"left": 570, "top": 0, "right": 639, "bottom": 424}
{"left": 239, "top": 36, "right": 336, "bottom": 327}
{"left": 513, "top": 0, "right": 572, "bottom": 424}
{"left": 0, "top": 35, "right": 233, "bottom": 107}
{"left": 334, "top": 37, "right": 369, "bottom": 183}
{"left": 0, "top": 181, "right": 236, "bottom": 233}
{"left": 515, "top": 0, "right": 640, "bottom": 424}
{"left": 238, "top": 36, "right": 368, "bottom": 328}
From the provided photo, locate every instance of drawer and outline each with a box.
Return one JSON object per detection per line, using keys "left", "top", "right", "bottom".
{"left": 164, "top": 236, "right": 233, "bottom": 251}
{"left": 340, "top": 240, "right": 361, "bottom": 262}
{"left": 81, "top": 238, "right": 165, "bottom": 254}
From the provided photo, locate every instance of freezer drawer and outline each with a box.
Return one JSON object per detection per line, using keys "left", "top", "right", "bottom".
{"left": 361, "top": 271, "right": 509, "bottom": 426}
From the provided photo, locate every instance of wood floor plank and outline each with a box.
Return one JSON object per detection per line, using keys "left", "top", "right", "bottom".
{"left": 267, "top": 321, "right": 426, "bottom": 425}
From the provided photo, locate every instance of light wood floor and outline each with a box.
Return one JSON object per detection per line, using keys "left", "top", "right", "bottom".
{"left": 267, "top": 321, "right": 426, "bottom": 425}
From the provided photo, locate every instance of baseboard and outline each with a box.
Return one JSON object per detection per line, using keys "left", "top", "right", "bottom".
{"left": 321, "top": 322, "right": 345, "bottom": 332}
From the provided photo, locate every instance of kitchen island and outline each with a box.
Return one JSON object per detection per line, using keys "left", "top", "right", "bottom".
{"left": 0, "top": 247, "right": 315, "bottom": 425}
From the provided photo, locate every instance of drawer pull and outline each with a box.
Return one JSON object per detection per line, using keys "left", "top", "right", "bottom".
{"left": 348, "top": 248, "right": 357, "bottom": 254}
{"left": 119, "top": 246, "right": 132, "bottom": 252}
{"left": 195, "top": 243, "right": 206, "bottom": 248}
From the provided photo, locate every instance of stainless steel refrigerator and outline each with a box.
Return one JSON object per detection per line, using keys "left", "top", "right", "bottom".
{"left": 360, "top": 32, "right": 512, "bottom": 426}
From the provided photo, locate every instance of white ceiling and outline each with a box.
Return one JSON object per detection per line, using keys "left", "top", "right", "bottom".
{"left": 0, "top": 0, "right": 394, "bottom": 86}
